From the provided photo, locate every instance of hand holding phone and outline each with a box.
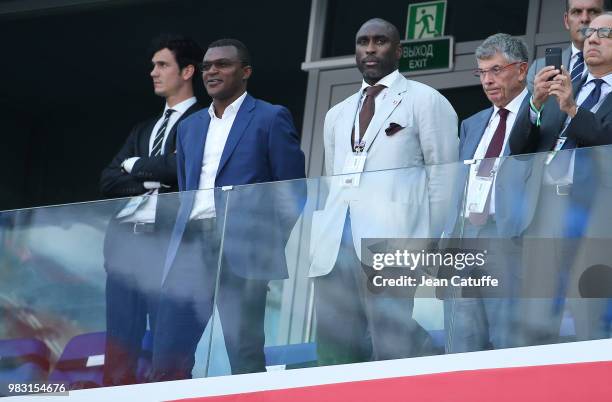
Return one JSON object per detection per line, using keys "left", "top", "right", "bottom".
{"left": 545, "top": 47, "right": 563, "bottom": 80}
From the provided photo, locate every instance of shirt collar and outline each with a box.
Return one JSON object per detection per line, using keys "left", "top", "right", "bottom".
{"left": 208, "top": 91, "right": 248, "bottom": 119}
{"left": 492, "top": 87, "right": 528, "bottom": 118}
{"left": 165, "top": 97, "right": 196, "bottom": 116}
{"left": 571, "top": 43, "right": 581, "bottom": 58}
{"left": 584, "top": 72, "right": 612, "bottom": 88}
{"left": 360, "top": 69, "right": 401, "bottom": 92}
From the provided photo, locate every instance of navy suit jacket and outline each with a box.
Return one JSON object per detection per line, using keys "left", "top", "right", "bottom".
{"left": 511, "top": 77, "right": 612, "bottom": 153}
{"left": 445, "top": 94, "right": 539, "bottom": 237}
{"left": 162, "top": 94, "right": 306, "bottom": 283}
{"left": 511, "top": 77, "right": 612, "bottom": 235}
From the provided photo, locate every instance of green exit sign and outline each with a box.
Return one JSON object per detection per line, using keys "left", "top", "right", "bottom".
{"left": 399, "top": 36, "right": 454, "bottom": 74}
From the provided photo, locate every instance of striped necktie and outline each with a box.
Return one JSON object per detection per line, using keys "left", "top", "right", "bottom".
{"left": 548, "top": 79, "right": 605, "bottom": 179}
{"left": 150, "top": 109, "right": 175, "bottom": 156}
{"left": 570, "top": 52, "right": 584, "bottom": 83}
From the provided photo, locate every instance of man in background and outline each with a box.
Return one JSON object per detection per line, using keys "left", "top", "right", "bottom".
{"left": 527, "top": 0, "right": 605, "bottom": 92}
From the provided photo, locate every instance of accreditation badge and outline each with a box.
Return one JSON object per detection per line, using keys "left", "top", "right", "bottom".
{"left": 466, "top": 175, "right": 493, "bottom": 214}
{"left": 341, "top": 152, "right": 367, "bottom": 187}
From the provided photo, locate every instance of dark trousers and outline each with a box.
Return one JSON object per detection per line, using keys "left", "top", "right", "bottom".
{"left": 150, "top": 220, "right": 269, "bottom": 381}
{"left": 103, "top": 222, "right": 165, "bottom": 386}
{"left": 315, "top": 214, "right": 432, "bottom": 366}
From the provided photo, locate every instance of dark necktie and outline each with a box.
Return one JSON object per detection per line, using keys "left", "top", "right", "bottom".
{"left": 151, "top": 109, "right": 175, "bottom": 156}
{"left": 358, "top": 85, "right": 386, "bottom": 139}
{"left": 549, "top": 79, "right": 605, "bottom": 179}
{"left": 576, "top": 78, "right": 605, "bottom": 112}
{"left": 570, "top": 52, "right": 584, "bottom": 83}
{"left": 468, "top": 108, "right": 510, "bottom": 225}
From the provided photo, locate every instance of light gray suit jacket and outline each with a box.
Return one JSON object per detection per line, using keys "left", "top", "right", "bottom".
{"left": 527, "top": 46, "right": 571, "bottom": 93}
{"left": 309, "top": 73, "right": 459, "bottom": 277}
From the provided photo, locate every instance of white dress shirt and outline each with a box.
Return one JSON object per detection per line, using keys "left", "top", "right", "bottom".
{"left": 353, "top": 69, "right": 402, "bottom": 141}
{"left": 465, "top": 88, "right": 528, "bottom": 217}
{"left": 544, "top": 73, "right": 612, "bottom": 185}
{"left": 189, "top": 91, "right": 248, "bottom": 220}
{"left": 121, "top": 97, "right": 197, "bottom": 223}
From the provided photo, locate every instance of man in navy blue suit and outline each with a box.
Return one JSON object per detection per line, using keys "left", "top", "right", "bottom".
{"left": 150, "top": 39, "right": 305, "bottom": 381}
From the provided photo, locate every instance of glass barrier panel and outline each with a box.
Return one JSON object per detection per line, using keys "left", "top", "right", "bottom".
{"left": 207, "top": 159, "right": 465, "bottom": 374}
{"left": 0, "top": 188, "right": 223, "bottom": 393}
{"left": 440, "top": 146, "right": 612, "bottom": 352}
{"left": 207, "top": 146, "right": 612, "bottom": 377}
{"left": 3, "top": 144, "right": 612, "bottom": 390}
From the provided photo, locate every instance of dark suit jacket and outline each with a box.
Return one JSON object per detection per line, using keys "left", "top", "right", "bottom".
{"left": 511, "top": 77, "right": 612, "bottom": 153}
{"left": 100, "top": 101, "right": 203, "bottom": 199}
{"left": 100, "top": 101, "right": 203, "bottom": 271}
{"left": 162, "top": 94, "right": 306, "bottom": 283}
{"left": 510, "top": 77, "right": 612, "bottom": 234}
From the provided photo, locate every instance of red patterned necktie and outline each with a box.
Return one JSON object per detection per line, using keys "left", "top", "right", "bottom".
{"left": 468, "top": 108, "right": 509, "bottom": 226}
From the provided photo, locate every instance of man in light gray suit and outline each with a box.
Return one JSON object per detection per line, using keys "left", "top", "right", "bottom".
{"left": 527, "top": 0, "right": 605, "bottom": 93}
{"left": 443, "top": 34, "right": 537, "bottom": 353}
{"left": 309, "top": 18, "right": 458, "bottom": 365}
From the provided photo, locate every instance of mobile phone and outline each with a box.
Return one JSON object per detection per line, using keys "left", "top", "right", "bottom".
{"left": 545, "top": 47, "right": 563, "bottom": 80}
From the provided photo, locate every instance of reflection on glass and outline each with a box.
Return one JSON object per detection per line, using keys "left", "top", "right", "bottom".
{"left": 2, "top": 147, "right": 612, "bottom": 391}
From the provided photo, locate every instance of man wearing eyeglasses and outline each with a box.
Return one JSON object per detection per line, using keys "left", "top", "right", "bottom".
{"left": 527, "top": 0, "right": 605, "bottom": 93}
{"left": 442, "top": 33, "right": 536, "bottom": 353}
{"left": 516, "top": 13, "right": 612, "bottom": 344}
{"left": 150, "top": 38, "right": 305, "bottom": 381}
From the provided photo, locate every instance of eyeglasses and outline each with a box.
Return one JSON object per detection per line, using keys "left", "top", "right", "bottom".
{"left": 579, "top": 27, "right": 612, "bottom": 39}
{"left": 199, "top": 60, "right": 247, "bottom": 73}
{"left": 473, "top": 61, "right": 523, "bottom": 78}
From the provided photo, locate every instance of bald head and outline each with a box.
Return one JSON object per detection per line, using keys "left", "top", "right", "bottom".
{"left": 583, "top": 13, "right": 612, "bottom": 77}
{"left": 356, "top": 18, "right": 401, "bottom": 45}
{"left": 355, "top": 18, "right": 402, "bottom": 84}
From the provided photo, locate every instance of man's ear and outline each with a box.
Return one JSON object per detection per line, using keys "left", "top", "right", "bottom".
{"left": 563, "top": 12, "right": 570, "bottom": 31}
{"left": 242, "top": 65, "right": 253, "bottom": 81}
{"left": 182, "top": 64, "right": 195, "bottom": 81}
{"left": 395, "top": 43, "right": 402, "bottom": 60}
{"left": 518, "top": 62, "right": 528, "bottom": 82}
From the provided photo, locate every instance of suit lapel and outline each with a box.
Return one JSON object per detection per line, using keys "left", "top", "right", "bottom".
{"left": 504, "top": 96, "right": 531, "bottom": 157}
{"left": 164, "top": 102, "right": 201, "bottom": 154}
{"left": 337, "top": 92, "right": 361, "bottom": 153}
{"left": 217, "top": 94, "right": 255, "bottom": 178}
{"left": 595, "top": 89, "right": 612, "bottom": 119}
{"left": 187, "top": 111, "right": 211, "bottom": 189}
{"left": 363, "top": 75, "right": 407, "bottom": 153}
{"left": 140, "top": 119, "right": 157, "bottom": 155}
{"left": 467, "top": 108, "right": 493, "bottom": 158}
